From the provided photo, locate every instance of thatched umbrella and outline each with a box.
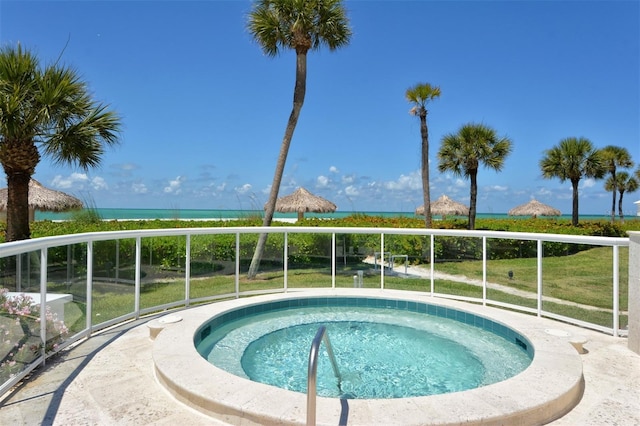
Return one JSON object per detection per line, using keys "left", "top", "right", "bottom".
{"left": 508, "top": 199, "right": 561, "bottom": 218}
{"left": 416, "top": 195, "right": 469, "bottom": 218}
{"left": 268, "top": 187, "right": 337, "bottom": 221}
{"left": 0, "top": 179, "right": 83, "bottom": 221}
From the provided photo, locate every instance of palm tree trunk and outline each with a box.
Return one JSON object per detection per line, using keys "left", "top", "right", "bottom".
{"left": 618, "top": 190, "right": 625, "bottom": 223}
{"left": 571, "top": 179, "right": 580, "bottom": 226}
{"left": 610, "top": 171, "right": 617, "bottom": 223}
{"left": 468, "top": 171, "right": 478, "bottom": 230}
{"left": 420, "top": 113, "right": 432, "bottom": 228}
{"left": 5, "top": 173, "right": 31, "bottom": 241}
{"left": 248, "top": 51, "right": 308, "bottom": 279}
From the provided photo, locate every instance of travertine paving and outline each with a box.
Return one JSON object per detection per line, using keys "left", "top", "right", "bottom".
{"left": 0, "top": 291, "right": 638, "bottom": 426}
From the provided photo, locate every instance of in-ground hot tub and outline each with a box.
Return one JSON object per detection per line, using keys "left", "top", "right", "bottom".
{"left": 195, "top": 296, "right": 533, "bottom": 400}
{"left": 152, "top": 289, "right": 584, "bottom": 425}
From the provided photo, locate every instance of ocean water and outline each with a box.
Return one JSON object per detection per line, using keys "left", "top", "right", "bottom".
{"left": 35, "top": 208, "right": 420, "bottom": 221}
{"left": 34, "top": 207, "right": 614, "bottom": 222}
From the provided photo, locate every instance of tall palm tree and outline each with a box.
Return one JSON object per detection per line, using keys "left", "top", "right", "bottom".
{"left": 540, "top": 137, "right": 604, "bottom": 226}
{"left": 437, "top": 123, "right": 512, "bottom": 230}
{"left": 0, "top": 44, "right": 121, "bottom": 241}
{"left": 406, "top": 83, "right": 440, "bottom": 228}
{"left": 605, "top": 171, "right": 639, "bottom": 222}
{"left": 246, "top": 0, "right": 351, "bottom": 278}
{"left": 600, "top": 145, "right": 634, "bottom": 222}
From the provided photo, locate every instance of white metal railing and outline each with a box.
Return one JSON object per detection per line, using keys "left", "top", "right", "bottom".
{"left": 0, "top": 226, "right": 631, "bottom": 395}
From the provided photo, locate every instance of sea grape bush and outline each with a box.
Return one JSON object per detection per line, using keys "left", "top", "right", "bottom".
{"left": 0, "top": 289, "right": 69, "bottom": 382}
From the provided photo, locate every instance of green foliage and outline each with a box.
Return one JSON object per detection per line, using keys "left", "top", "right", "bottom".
{"left": 69, "top": 197, "right": 103, "bottom": 224}
{"left": 1, "top": 216, "right": 637, "bottom": 269}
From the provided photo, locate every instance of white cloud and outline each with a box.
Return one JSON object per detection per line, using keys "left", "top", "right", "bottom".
{"left": 581, "top": 178, "right": 596, "bottom": 189}
{"left": 119, "top": 163, "right": 137, "bottom": 171}
{"left": 489, "top": 185, "right": 508, "bottom": 191}
{"left": 51, "top": 173, "right": 89, "bottom": 189}
{"left": 329, "top": 166, "right": 339, "bottom": 174}
{"left": 164, "top": 176, "right": 184, "bottom": 194}
{"left": 345, "top": 185, "right": 359, "bottom": 196}
{"left": 384, "top": 171, "right": 421, "bottom": 191}
{"left": 317, "top": 175, "right": 329, "bottom": 187}
{"left": 91, "top": 176, "right": 108, "bottom": 190}
{"left": 235, "top": 183, "right": 252, "bottom": 195}
{"left": 341, "top": 175, "right": 355, "bottom": 185}
{"left": 132, "top": 183, "right": 147, "bottom": 194}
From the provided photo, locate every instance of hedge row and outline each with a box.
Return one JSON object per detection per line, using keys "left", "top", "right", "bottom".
{"left": 1, "top": 215, "right": 636, "bottom": 270}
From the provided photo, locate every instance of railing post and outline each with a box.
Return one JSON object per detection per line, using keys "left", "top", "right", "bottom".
{"left": 235, "top": 232, "right": 240, "bottom": 298}
{"left": 39, "top": 247, "right": 47, "bottom": 366}
{"left": 115, "top": 240, "right": 120, "bottom": 283}
{"left": 380, "top": 233, "right": 385, "bottom": 289}
{"left": 86, "top": 241, "right": 93, "bottom": 332}
{"left": 16, "top": 253, "right": 22, "bottom": 292}
{"left": 135, "top": 237, "right": 141, "bottom": 317}
{"left": 628, "top": 232, "right": 640, "bottom": 354}
{"left": 537, "top": 239, "right": 543, "bottom": 317}
{"left": 430, "top": 234, "right": 434, "bottom": 295}
{"left": 482, "top": 236, "right": 487, "bottom": 305}
{"left": 66, "top": 245, "right": 72, "bottom": 287}
{"left": 185, "top": 234, "right": 191, "bottom": 305}
{"left": 331, "top": 233, "right": 336, "bottom": 289}
{"left": 284, "top": 232, "right": 288, "bottom": 292}
{"left": 613, "top": 245, "right": 619, "bottom": 336}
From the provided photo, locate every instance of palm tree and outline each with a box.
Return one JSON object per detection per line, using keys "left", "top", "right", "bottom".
{"left": 617, "top": 172, "right": 639, "bottom": 222}
{"left": 540, "top": 137, "right": 604, "bottom": 226}
{"left": 437, "top": 123, "right": 512, "bottom": 230}
{"left": 0, "top": 44, "right": 121, "bottom": 241}
{"left": 605, "top": 171, "right": 639, "bottom": 222}
{"left": 246, "top": 0, "right": 351, "bottom": 278}
{"left": 600, "top": 145, "right": 634, "bottom": 222}
{"left": 406, "top": 83, "right": 441, "bottom": 228}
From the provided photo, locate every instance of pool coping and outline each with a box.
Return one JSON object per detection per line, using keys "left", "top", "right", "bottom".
{"left": 152, "top": 289, "right": 585, "bottom": 426}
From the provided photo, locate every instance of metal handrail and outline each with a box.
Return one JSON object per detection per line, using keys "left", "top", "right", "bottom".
{"left": 307, "top": 325, "right": 342, "bottom": 426}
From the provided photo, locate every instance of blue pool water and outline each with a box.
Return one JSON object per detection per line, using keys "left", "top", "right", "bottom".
{"left": 195, "top": 298, "right": 532, "bottom": 399}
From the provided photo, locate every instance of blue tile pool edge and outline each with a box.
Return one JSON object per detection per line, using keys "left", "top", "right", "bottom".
{"left": 194, "top": 296, "right": 534, "bottom": 359}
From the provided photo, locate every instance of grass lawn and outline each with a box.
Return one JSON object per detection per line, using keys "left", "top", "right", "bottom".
{"left": 57, "top": 242, "right": 626, "bottom": 333}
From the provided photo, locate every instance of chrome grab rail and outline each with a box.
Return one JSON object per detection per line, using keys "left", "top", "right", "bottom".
{"left": 307, "top": 325, "right": 342, "bottom": 426}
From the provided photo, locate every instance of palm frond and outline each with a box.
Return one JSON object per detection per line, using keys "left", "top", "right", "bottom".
{"left": 248, "top": 0, "right": 351, "bottom": 56}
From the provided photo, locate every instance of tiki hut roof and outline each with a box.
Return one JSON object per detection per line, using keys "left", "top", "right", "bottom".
{"left": 508, "top": 199, "right": 561, "bottom": 218}
{"left": 416, "top": 195, "right": 469, "bottom": 217}
{"left": 0, "top": 179, "right": 83, "bottom": 220}
{"left": 268, "top": 187, "right": 337, "bottom": 220}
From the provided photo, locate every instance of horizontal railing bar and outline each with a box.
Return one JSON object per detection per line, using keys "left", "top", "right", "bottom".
{"left": 0, "top": 226, "right": 629, "bottom": 258}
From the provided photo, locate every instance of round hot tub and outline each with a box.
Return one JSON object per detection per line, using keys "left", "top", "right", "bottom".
{"left": 152, "top": 289, "right": 584, "bottom": 425}
{"left": 195, "top": 297, "right": 533, "bottom": 399}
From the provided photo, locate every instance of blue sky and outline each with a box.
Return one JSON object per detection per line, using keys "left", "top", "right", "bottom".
{"left": 1, "top": 0, "right": 639, "bottom": 215}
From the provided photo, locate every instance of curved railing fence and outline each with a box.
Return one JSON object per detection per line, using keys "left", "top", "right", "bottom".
{"left": 0, "top": 226, "right": 631, "bottom": 394}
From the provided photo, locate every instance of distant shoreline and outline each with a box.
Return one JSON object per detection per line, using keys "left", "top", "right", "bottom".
{"left": 33, "top": 208, "right": 632, "bottom": 222}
